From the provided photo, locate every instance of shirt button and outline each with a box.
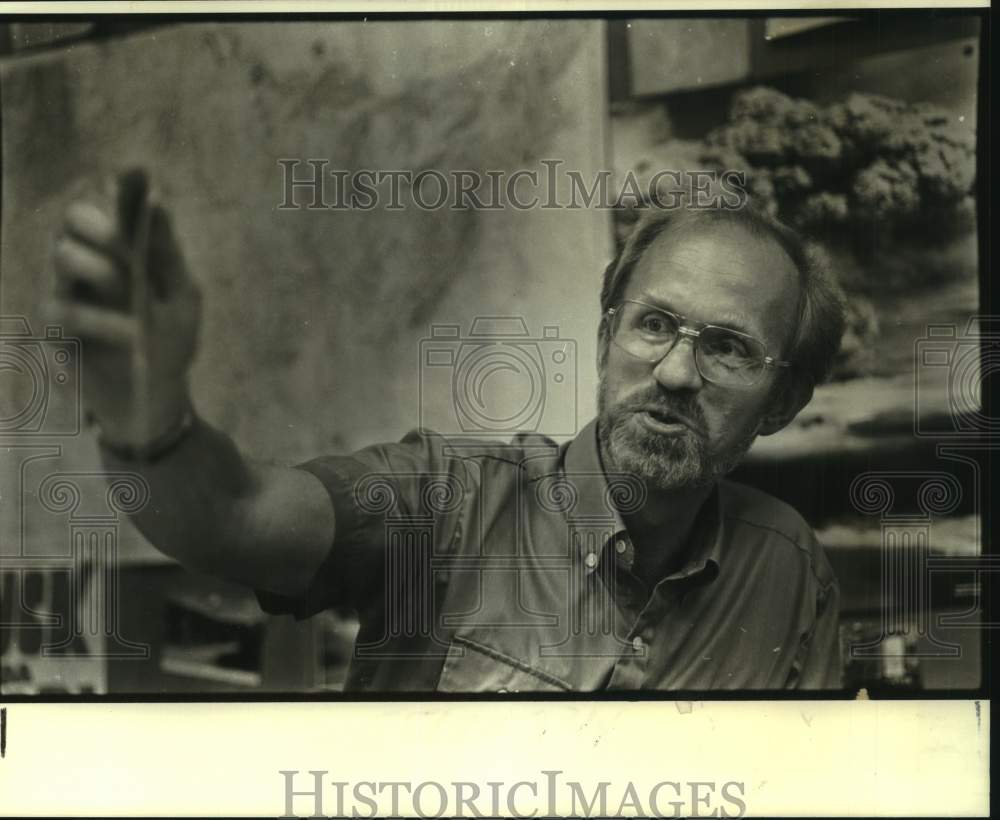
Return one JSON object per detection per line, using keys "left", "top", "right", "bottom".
{"left": 632, "top": 636, "right": 645, "bottom": 652}
{"left": 615, "top": 540, "right": 628, "bottom": 554}
{"left": 584, "top": 552, "right": 599, "bottom": 569}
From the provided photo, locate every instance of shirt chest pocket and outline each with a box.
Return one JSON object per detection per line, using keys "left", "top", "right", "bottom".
{"left": 435, "top": 634, "right": 572, "bottom": 693}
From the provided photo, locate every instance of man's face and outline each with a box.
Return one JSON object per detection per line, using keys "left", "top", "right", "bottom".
{"left": 598, "top": 223, "right": 801, "bottom": 490}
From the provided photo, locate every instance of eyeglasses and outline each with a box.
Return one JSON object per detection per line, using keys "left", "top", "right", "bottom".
{"left": 605, "top": 300, "right": 791, "bottom": 388}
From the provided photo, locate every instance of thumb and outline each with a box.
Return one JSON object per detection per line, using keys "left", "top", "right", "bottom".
{"left": 147, "top": 202, "right": 190, "bottom": 301}
{"left": 116, "top": 167, "right": 150, "bottom": 245}
{"left": 114, "top": 168, "right": 188, "bottom": 301}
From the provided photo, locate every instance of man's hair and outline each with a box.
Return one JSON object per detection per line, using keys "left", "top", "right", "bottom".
{"left": 599, "top": 207, "right": 847, "bottom": 390}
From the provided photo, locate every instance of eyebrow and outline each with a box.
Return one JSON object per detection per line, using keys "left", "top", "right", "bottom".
{"left": 635, "top": 292, "right": 760, "bottom": 338}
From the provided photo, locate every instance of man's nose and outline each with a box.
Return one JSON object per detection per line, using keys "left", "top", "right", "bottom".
{"left": 651, "top": 336, "right": 703, "bottom": 392}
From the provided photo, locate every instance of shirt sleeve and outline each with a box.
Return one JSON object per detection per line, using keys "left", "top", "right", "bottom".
{"left": 787, "top": 577, "right": 843, "bottom": 690}
{"left": 255, "top": 429, "right": 466, "bottom": 620}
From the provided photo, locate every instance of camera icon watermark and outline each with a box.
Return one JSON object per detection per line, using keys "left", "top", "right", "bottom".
{"left": 0, "top": 316, "right": 80, "bottom": 436}
{"left": 914, "top": 316, "right": 999, "bottom": 438}
{"left": 418, "top": 317, "right": 576, "bottom": 436}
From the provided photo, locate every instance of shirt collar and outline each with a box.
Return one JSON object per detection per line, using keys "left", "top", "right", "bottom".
{"left": 561, "top": 418, "right": 627, "bottom": 535}
{"left": 559, "top": 418, "right": 723, "bottom": 582}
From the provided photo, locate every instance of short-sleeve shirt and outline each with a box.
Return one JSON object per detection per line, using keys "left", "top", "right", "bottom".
{"left": 257, "top": 419, "right": 842, "bottom": 692}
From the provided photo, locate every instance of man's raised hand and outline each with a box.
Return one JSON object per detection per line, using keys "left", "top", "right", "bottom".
{"left": 48, "top": 169, "right": 202, "bottom": 449}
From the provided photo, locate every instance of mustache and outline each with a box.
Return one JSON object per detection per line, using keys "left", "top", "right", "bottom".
{"left": 615, "top": 390, "right": 708, "bottom": 436}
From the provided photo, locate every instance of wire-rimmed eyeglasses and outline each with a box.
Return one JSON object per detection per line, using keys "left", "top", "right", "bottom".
{"left": 605, "top": 300, "right": 792, "bottom": 388}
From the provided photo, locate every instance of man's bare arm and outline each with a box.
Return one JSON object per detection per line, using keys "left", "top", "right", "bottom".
{"left": 98, "top": 419, "right": 336, "bottom": 597}
{"left": 48, "top": 171, "right": 335, "bottom": 597}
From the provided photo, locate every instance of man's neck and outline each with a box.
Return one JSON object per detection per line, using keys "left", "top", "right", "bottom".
{"left": 596, "top": 433, "right": 715, "bottom": 587}
{"left": 622, "top": 481, "right": 714, "bottom": 587}
{"left": 598, "top": 437, "right": 715, "bottom": 589}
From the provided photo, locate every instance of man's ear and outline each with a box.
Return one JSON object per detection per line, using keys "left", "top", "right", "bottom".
{"left": 596, "top": 326, "right": 609, "bottom": 376}
{"left": 757, "top": 374, "right": 813, "bottom": 436}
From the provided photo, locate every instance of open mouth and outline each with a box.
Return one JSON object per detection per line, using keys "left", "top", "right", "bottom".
{"left": 636, "top": 408, "right": 695, "bottom": 435}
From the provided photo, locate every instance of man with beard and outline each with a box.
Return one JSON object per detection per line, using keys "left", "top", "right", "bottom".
{"left": 50, "top": 177, "right": 846, "bottom": 690}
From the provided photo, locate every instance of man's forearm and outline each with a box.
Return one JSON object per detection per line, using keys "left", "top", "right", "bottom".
{"left": 99, "top": 410, "right": 338, "bottom": 597}
{"left": 100, "top": 414, "right": 261, "bottom": 576}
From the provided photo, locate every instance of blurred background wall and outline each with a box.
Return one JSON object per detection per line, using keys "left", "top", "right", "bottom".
{"left": 0, "top": 20, "right": 610, "bottom": 556}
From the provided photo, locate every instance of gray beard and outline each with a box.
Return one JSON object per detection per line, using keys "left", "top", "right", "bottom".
{"left": 597, "top": 380, "right": 758, "bottom": 491}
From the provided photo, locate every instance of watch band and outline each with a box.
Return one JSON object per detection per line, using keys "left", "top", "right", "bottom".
{"left": 96, "top": 409, "right": 196, "bottom": 463}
